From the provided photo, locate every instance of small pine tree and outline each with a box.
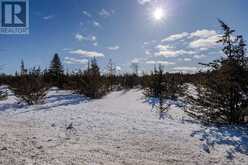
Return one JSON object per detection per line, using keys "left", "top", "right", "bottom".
{"left": 0, "top": 86, "right": 7, "bottom": 100}
{"left": 48, "top": 53, "right": 64, "bottom": 88}
{"left": 0, "top": 67, "right": 7, "bottom": 100}
{"left": 77, "top": 58, "right": 106, "bottom": 99}
{"left": 20, "top": 60, "right": 27, "bottom": 75}
{"left": 144, "top": 65, "right": 181, "bottom": 118}
{"left": 106, "top": 59, "right": 116, "bottom": 91}
{"left": 10, "top": 67, "right": 48, "bottom": 105}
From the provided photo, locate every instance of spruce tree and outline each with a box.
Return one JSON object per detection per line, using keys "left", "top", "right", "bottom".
{"left": 188, "top": 20, "right": 248, "bottom": 124}
{"left": 20, "top": 60, "right": 27, "bottom": 75}
{"left": 144, "top": 65, "right": 181, "bottom": 119}
{"left": 48, "top": 53, "right": 64, "bottom": 88}
{"left": 10, "top": 67, "right": 48, "bottom": 105}
{"left": 78, "top": 58, "right": 106, "bottom": 99}
{"left": 106, "top": 59, "right": 116, "bottom": 91}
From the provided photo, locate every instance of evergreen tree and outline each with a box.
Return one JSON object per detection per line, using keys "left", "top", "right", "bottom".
{"left": 77, "top": 58, "right": 106, "bottom": 99}
{"left": 10, "top": 67, "right": 48, "bottom": 105}
{"left": 144, "top": 65, "right": 181, "bottom": 119}
{"left": 0, "top": 67, "right": 7, "bottom": 100}
{"left": 188, "top": 20, "right": 248, "bottom": 124}
{"left": 48, "top": 53, "right": 64, "bottom": 88}
{"left": 131, "top": 62, "right": 139, "bottom": 76}
{"left": 20, "top": 60, "right": 27, "bottom": 75}
{"left": 106, "top": 59, "right": 116, "bottom": 91}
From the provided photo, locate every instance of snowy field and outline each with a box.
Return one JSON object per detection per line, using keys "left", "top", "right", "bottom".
{"left": 0, "top": 87, "right": 248, "bottom": 165}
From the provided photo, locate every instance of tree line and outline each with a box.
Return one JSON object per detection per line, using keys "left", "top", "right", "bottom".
{"left": 0, "top": 20, "right": 248, "bottom": 124}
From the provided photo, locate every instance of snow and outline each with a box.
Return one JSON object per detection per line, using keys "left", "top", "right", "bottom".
{"left": 0, "top": 88, "right": 248, "bottom": 164}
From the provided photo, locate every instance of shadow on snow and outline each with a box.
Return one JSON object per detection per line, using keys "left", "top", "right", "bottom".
{"left": 191, "top": 125, "right": 248, "bottom": 159}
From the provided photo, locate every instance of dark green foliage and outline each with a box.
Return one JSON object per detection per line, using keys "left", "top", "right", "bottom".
{"left": 144, "top": 65, "right": 182, "bottom": 113}
{"left": 73, "top": 58, "right": 107, "bottom": 99}
{"left": 48, "top": 53, "right": 64, "bottom": 88}
{"left": 120, "top": 73, "right": 140, "bottom": 89}
{"left": 187, "top": 20, "right": 248, "bottom": 124}
{"left": 20, "top": 60, "right": 27, "bottom": 75}
{"left": 0, "top": 89, "right": 7, "bottom": 100}
{"left": 9, "top": 67, "right": 48, "bottom": 105}
{"left": 106, "top": 59, "right": 116, "bottom": 91}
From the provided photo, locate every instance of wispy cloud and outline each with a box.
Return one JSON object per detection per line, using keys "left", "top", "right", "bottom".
{"left": 162, "top": 32, "right": 189, "bottom": 42}
{"left": 74, "top": 33, "right": 97, "bottom": 43}
{"left": 64, "top": 57, "right": 88, "bottom": 65}
{"left": 183, "top": 58, "right": 192, "bottom": 62}
{"left": 93, "top": 21, "right": 101, "bottom": 28}
{"left": 137, "top": 0, "right": 154, "bottom": 5}
{"left": 82, "top": 11, "right": 92, "bottom": 18}
{"left": 107, "top": 46, "right": 120, "bottom": 50}
{"left": 116, "top": 66, "right": 122, "bottom": 72}
{"left": 161, "top": 29, "right": 220, "bottom": 50}
{"left": 75, "top": 33, "right": 85, "bottom": 41}
{"left": 99, "top": 9, "right": 114, "bottom": 17}
{"left": 69, "top": 49, "right": 105, "bottom": 58}
{"left": 173, "top": 66, "right": 198, "bottom": 73}
{"left": 189, "top": 35, "right": 219, "bottom": 49}
{"left": 82, "top": 10, "right": 102, "bottom": 29}
{"left": 146, "top": 60, "right": 175, "bottom": 65}
{"left": 155, "top": 49, "right": 196, "bottom": 58}
{"left": 131, "top": 58, "right": 140, "bottom": 64}
{"left": 193, "top": 54, "right": 206, "bottom": 59}
{"left": 93, "top": 42, "right": 98, "bottom": 47}
{"left": 42, "top": 15, "right": 55, "bottom": 20}
{"left": 190, "top": 29, "right": 218, "bottom": 38}
{"left": 156, "top": 44, "right": 174, "bottom": 51}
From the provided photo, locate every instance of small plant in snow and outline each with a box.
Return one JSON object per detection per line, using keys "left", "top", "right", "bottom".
{"left": 144, "top": 65, "right": 182, "bottom": 119}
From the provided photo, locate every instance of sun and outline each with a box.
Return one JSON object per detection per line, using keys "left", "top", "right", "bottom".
{"left": 153, "top": 8, "right": 164, "bottom": 21}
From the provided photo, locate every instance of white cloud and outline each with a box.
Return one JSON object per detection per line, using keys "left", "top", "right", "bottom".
{"left": 190, "top": 29, "right": 218, "bottom": 38}
{"left": 83, "top": 11, "right": 91, "bottom": 17}
{"left": 131, "top": 58, "right": 140, "bottom": 64}
{"left": 99, "top": 9, "right": 113, "bottom": 17}
{"left": 69, "top": 49, "right": 105, "bottom": 58}
{"left": 116, "top": 66, "right": 122, "bottom": 72}
{"left": 173, "top": 66, "right": 198, "bottom": 73}
{"left": 145, "top": 60, "right": 156, "bottom": 64}
{"left": 189, "top": 30, "right": 220, "bottom": 50}
{"left": 92, "top": 36, "right": 97, "bottom": 41}
{"left": 107, "top": 46, "right": 120, "bottom": 50}
{"left": 162, "top": 32, "right": 189, "bottom": 42}
{"left": 43, "top": 15, "right": 55, "bottom": 20}
{"left": 64, "top": 57, "right": 88, "bottom": 65}
{"left": 193, "top": 54, "right": 206, "bottom": 59}
{"left": 159, "top": 29, "right": 220, "bottom": 51}
{"left": 75, "top": 34, "right": 96, "bottom": 42}
{"left": 146, "top": 60, "right": 175, "bottom": 65}
{"left": 189, "top": 35, "right": 219, "bottom": 49}
{"left": 156, "top": 44, "right": 173, "bottom": 51}
{"left": 93, "top": 42, "right": 98, "bottom": 47}
{"left": 145, "top": 50, "right": 151, "bottom": 55}
{"left": 93, "top": 21, "right": 101, "bottom": 28}
{"left": 75, "top": 33, "right": 84, "bottom": 41}
{"left": 137, "top": 0, "right": 154, "bottom": 5}
{"left": 155, "top": 50, "right": 177, "bottom": 57}
{"left": 62, "top": 48, "right": 72, "bottom": 51}
{"left": 155, "top": 49, "right": 196, "bottom": 57}
{"left": 183, "top": 58, "right": 192, "bottom": 62}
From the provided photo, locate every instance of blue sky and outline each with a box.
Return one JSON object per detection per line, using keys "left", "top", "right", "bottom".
{"left": 0, "top": 0, "right": 247, "bottom": 74}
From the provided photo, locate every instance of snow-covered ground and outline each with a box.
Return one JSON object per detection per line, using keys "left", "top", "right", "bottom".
{"left": 0, "top": 88, "right": 248, "bottom": 165}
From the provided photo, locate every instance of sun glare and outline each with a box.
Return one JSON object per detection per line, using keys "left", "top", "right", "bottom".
{"left": 153, "top": 8, "right": 164, "bottom": 21}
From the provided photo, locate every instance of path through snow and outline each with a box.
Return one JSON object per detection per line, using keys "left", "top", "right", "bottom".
{"left": 0, "top": 89, "right": 247, "bottom": 165}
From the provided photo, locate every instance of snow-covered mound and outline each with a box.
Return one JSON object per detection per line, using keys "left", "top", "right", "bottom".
{"left": 0, "top": 89, "right": 248, "bottom": 165}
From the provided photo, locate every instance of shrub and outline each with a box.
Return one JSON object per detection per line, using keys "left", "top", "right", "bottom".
{"left": 10, "top": 68, "right": 48, "bottom": 105}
